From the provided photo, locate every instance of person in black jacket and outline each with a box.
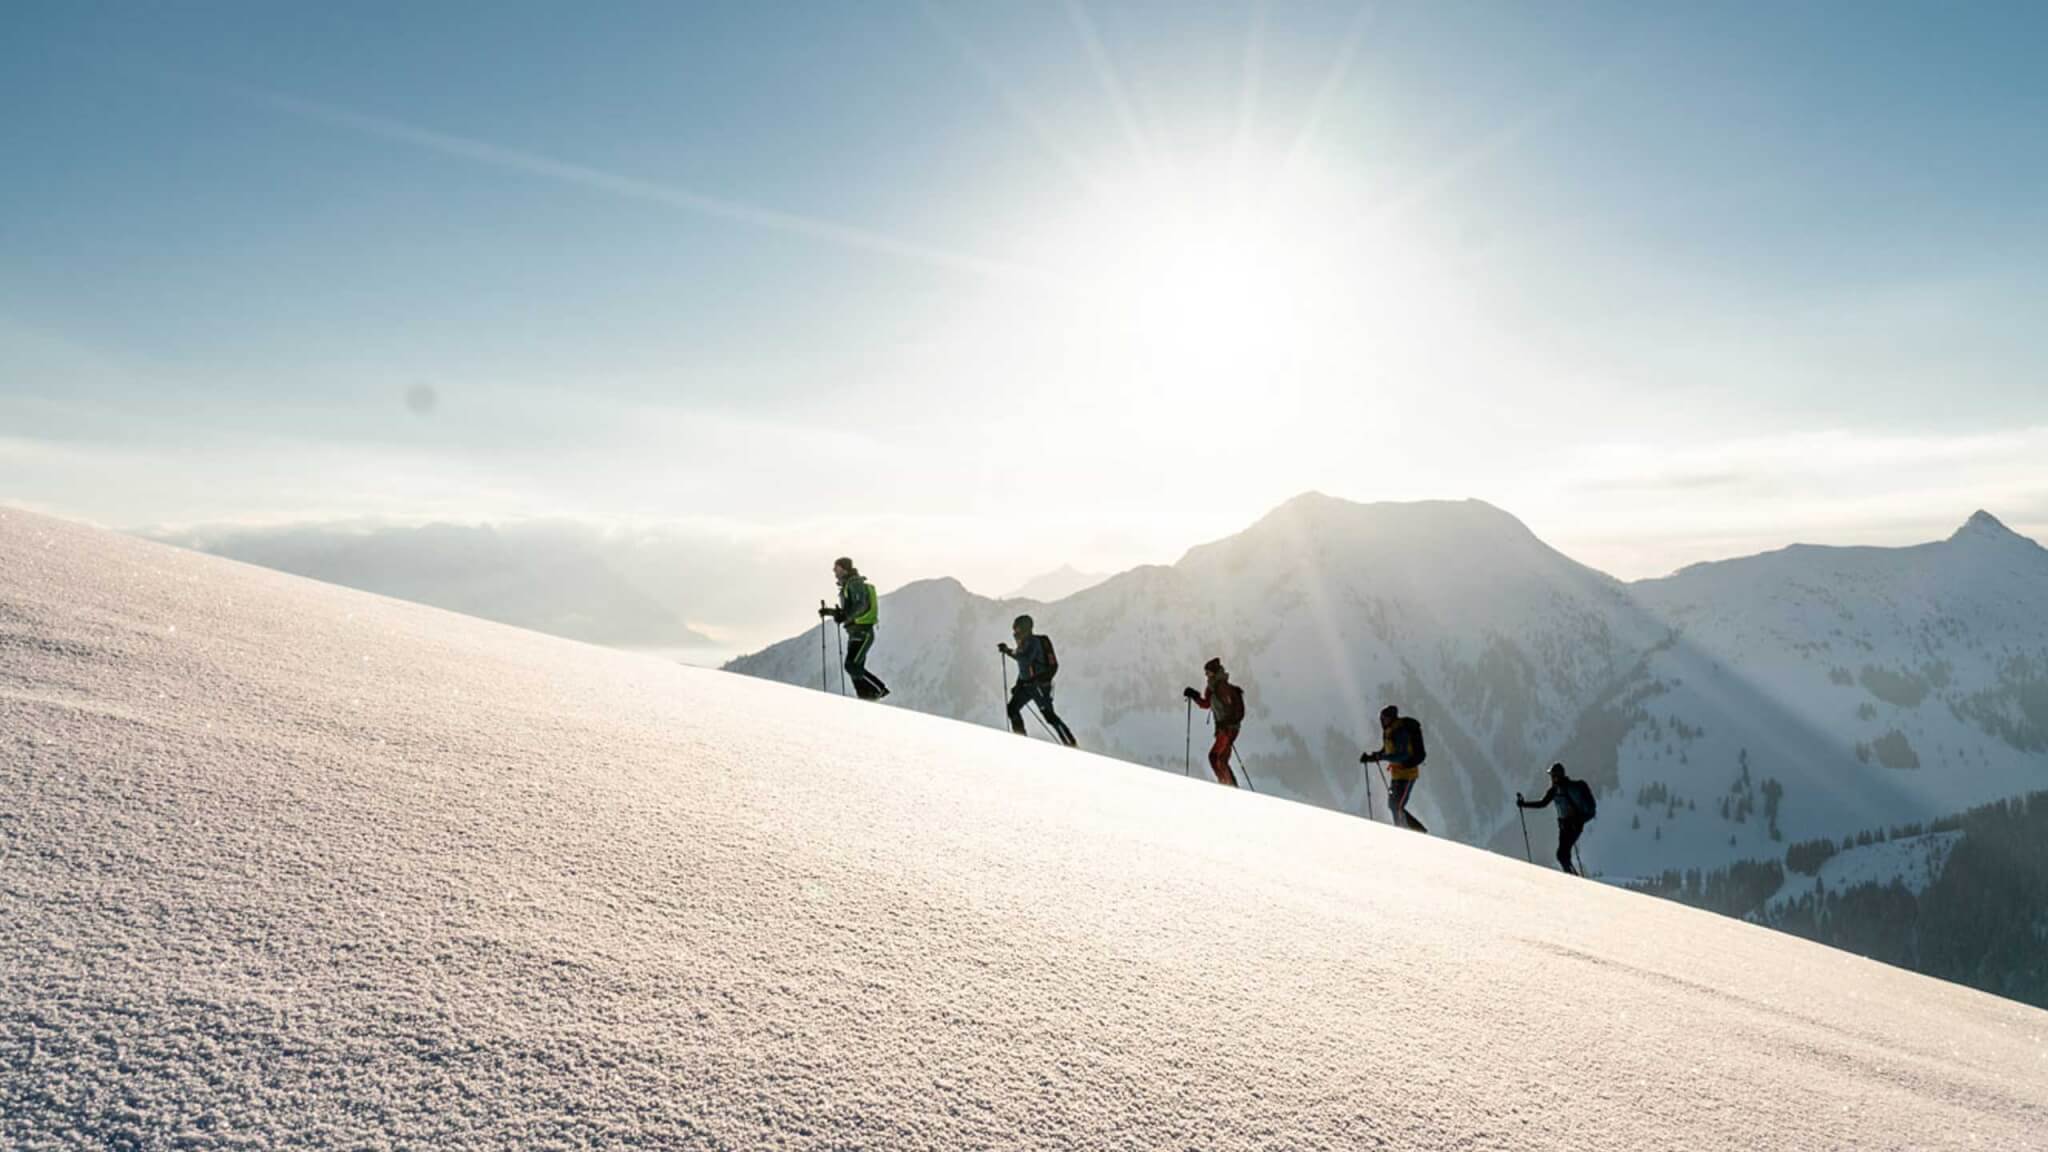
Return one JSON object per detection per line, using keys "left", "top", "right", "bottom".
{"left": 998, "top": 614, "right": 1076, "bottom": 746}
{"left": 1518, "top": 762, "right": 1592, "bottom": 875}
{"left": 1361, "top": 705, "right": 1430, "bottom": 833}
{"left": 1183, "top": 657, "right": 1245, "bottom": 787}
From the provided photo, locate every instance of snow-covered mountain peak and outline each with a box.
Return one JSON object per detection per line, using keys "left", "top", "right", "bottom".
{"left": 1948, "top": 508, "right": 2036, "bottom": 549}
{"left": 1002, "top": 564, "right": 1109, "bottom": 603}
{"left": 1175, "top": 493, "right": 1572, "bottom": 592}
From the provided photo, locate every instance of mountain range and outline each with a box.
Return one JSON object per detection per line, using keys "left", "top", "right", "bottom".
{"left": 153, "top": 520, "right": 717, "bottom": 649}
{"left": 729, "top": 494, "right": 2048, "bottom": 889}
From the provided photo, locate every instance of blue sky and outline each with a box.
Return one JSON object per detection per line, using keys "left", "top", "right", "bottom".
{"left": 4, "top": 2, "right": 2045, "bottom": 640}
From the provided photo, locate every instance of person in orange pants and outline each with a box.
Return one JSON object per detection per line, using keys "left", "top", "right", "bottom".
{"left": 1183, "top": 657, "right": 1246, "bottom": 787}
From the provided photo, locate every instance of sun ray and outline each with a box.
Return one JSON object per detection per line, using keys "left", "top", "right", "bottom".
{"left": 918, "top": 0, "right": 1103, "bottom": 193}
{"left": 1275, "top": 0, "right": 1380, "bottom": 191}
{"left": 1230, "top": 0, "right": 1269, "bottom": 190}
{"left": 1369, "top": 43, "right": 1637, "bottom": 225}
{"left": 1064, "top": 0, "right": 1155, "bottom": 172}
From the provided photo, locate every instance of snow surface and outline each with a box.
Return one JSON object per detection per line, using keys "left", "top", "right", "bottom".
{"left": 5, "top": 507, "right": 2046, "bottom": 1150}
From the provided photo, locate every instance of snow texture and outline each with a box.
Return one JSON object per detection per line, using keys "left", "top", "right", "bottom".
{"left": 4, "top": 508, "right": 2046, "bottom": 1150}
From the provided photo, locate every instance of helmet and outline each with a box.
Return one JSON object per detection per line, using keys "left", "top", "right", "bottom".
{"left": 1380, "top": 705, "right": 1400, "bottom": 724}
{"left": 1203, "top": 657, "right": 1224, "bottom": 674}
{"left": 1549, "top": 762, "right": 1567, "bottom": 777}
{"left": 1012, "top": 614, "right": 1034, "bottom": 632}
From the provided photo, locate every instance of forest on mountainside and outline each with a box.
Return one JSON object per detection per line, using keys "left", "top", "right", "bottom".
{"left": 1630, "top": 791, "right": 2048, "bottom": 1008}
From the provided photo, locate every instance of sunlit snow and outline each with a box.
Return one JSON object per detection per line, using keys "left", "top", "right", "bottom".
{"left": 4, "top": 508, "right": 2044, "bottom": 1149}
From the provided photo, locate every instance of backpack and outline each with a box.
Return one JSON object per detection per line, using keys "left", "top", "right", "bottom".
{"left": 1399, "top": 716, "right": 1426, "bottom": 768}
{"left": 1215, "top": 682, "right": 1246, "bottom": 728}
{"left": 1567, "top": 779, "right": 1598, "bottom": 820}
{"left": 1037, "top": 635, "right": 1059, "bottom": 681}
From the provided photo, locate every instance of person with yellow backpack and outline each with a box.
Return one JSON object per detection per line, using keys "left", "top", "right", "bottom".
{"left": 1361, "top": 704, "right": 1429, "bottom": 833}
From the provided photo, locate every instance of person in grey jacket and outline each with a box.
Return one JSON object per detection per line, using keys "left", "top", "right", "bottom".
{"left": 998, "top": 614, "right": 1076, "bottom": 746}
{"left": 1518, "top": 762, "right": 1594, "bottom": 875}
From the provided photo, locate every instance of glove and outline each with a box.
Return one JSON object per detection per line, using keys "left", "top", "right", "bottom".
{"left": 1360, "top": 750, "right": 1381, "bottom": 765}
{"left": 1183, "top": 687, "right": 1200, "bottom": 702}
{"left": 997, "top": 642, "right": 1012, "bottom": 656}
{"left": 817, "top": 606, "right": 835, "bottom": 619}
{"left": 1516, "top": 792, "right": 1525, "bottom": 804}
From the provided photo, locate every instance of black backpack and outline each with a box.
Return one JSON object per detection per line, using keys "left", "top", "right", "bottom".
{"left": 1216, "top": 682, "right": 1246, "bottom": 728}
{"left": 1567, "top": 779, "right": 1597, "bottom": 820}
{"left": 1037, "top": 635, "right": 1059, "bottom": 681}
{"left": 1400, "top": 716, "right": 1426, "bottom": 767}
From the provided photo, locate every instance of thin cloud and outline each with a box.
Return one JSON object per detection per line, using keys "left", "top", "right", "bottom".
{"left": 1575, "top": 470, "right": 1749, "bottom": 494}
{"left": 248, "top": 87, "right": 1056, "bottom": 286}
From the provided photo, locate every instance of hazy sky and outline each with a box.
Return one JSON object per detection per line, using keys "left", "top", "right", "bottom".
{"left": 5, "top": 2, "right": 2046, "bottom": 640}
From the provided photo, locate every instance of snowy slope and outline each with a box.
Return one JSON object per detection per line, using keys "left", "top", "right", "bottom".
{"left": 6, "top": 508, "right": 2045, "bottom": 1150}
{"left": 732, "top": 497, "right": 2048, "bottom": 887}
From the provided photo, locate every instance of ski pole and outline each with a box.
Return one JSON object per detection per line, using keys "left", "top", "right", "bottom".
{"left": 1184, "top": 699, "right": 1193, "bottom": 776}
{"left": 1575, "top": 845, "right": 1588, "bottom": 878}
{"left": 818, "top": 605, "right": 830, "bottom": 693}
{"left": 1377, "top": 764, "right": 1391, "bottom": 824}
{"left": 1231, "top": 745, "right": 1257, "bottom": 793}
{"left": 1000, "top": 650, "right": 1059, "bottom": 741}
{"left": 1518, "top": 806, "right": 1533, "bottom": 864}
{"left": 1027, "top": 701, "right": 1060, "bottom": 742}
{"left": 1364, "top": 764, "right": 1375, "bottom": 821}
{"left": 834, "top": 622, "right": 849, "bottom": 695}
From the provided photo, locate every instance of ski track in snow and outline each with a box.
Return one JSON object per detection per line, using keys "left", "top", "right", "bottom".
{"left": 3, "top": 508, "right": 2046, "bottom": 1150}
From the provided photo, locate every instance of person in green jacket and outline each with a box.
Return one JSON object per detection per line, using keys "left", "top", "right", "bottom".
{"left": 818, "top": 557, "right": 889, "bottom": 701}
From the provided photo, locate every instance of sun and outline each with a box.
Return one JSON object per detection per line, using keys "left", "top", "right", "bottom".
{"left": 1082, "top": 174, "right": 1327, "bottom": 378}
{"left": 1007, "top": 158, "right": 1424, "bottom": 453}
